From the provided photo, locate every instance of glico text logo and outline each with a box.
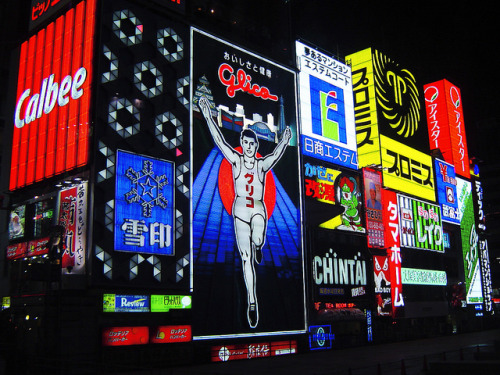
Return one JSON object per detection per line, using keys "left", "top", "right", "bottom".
{"left": 14, "top": 67, "right": 87, "bottom": 128}
{"left": 218, "top": 63, "right": 278, "bottom": 101}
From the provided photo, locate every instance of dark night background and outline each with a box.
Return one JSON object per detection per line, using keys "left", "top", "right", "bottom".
{"left": 1, "top": 0, "right": 499, "bottom": 291}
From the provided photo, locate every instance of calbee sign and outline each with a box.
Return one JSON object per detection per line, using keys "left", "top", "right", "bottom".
{"left": 15, "top": 67, "right": 87, "bottom": 128}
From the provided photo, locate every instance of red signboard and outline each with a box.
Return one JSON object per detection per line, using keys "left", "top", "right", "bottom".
{"left": 387, "top": 247, "right": 404, "bottom": 317}
{"left": 102, "top": 326, "right": 149, "bottom": 346}
{"left": 27, "top": 237, "right": 50, "bottom": 257}
{"left": 424, "top": 79, "right": 470, "bottom": 178}
{"left": 211, "top": 340, "right": 297, "bottom": 362}
{"left": 6, "top": 242, "right": 28, "bottom": 260}
{"left": 382, "top": 189, "right": 400, "bottom": 249}
{"left": 10, "top": 0, "right": 96, "bottom": 190}
{"left": 150, "top": 325, "right": 192, "bottom": 343}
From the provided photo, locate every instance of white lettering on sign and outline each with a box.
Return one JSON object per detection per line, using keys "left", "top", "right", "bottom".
{"left": 14, "top": 67, "right": 87, "bottom": 128}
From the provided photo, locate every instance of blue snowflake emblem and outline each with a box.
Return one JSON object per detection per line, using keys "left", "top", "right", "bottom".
{"left": 124, "top": 159, "right": 169, "bottom": 217}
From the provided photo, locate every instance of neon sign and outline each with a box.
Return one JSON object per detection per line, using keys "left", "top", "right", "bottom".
{"left": 114, "top": 150, "right": 175, "bottom": 256}
{"left": 103, "top": 294, "right": 150, "bottom": 313}
{"left": 424, "top": 80, "right": 470, "bottom": 178}
{"left": 309, "top": 325, "right": 334, "bottom": 350}
{"left": 297, "top": 41, "right": 358, "bottom": 169}
{"left": 102, "top": 326, "right": 149, "bottom": 346}
{"left": 150, "top": 295, "right": 192, "bottom": 312}
{"left": 435, "top": 159, "right": 459, "bottom": 224}
{"left": 10, "top": 0, "right": 96, "bottom": 190}
{"left": 218, "top": 63, "right": 278, "bottom": 101}
{"left": 401, "top": 268, "right": 447, "bottom": 286}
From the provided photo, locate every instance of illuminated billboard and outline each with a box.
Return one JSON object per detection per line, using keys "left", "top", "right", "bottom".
{"left": 479, "top": 239, "right": 493, "bottom": 313}
{"left": 382, "top": 189, "right": 400, "bottom": 249}
{"left": 296, "top": 41, "right": 358, "bottom": 169}
{"left": 57, "top": 182, "right": 88, "bottom": 274}
{"left": 10, "top": 0, "right": 96, "bottom": 190}
{"left": 114, "top": 150, "right": 175, "bottom": 256}
{"left": 310, "top": 229, "right": 369, "bottom": 321}
{"left": 191, "top": 29, "right": 305, "bottom": 338}
{"left": 424, "top": 80, "right": 470, "bottom": 178}
{"left": 211, "top": 340, "right": 297, "bottom": 362}
{"left": 401, "top": 268, "right": 447, "bottom": 286}
{"left": 92, "top": 1, "right": 190, "bottom": 289}
{"left": 102, "top": 326, "right": 149, "bottom": 346}
{"left": 434, "top": 159, "right": 459, "bottom": 224}
{"left": 381, "top": 135, "right": 435, "bottom": 202}
{"left": 398, "top": 195, "right": 444, "bottom": 252}
{"left": 346, "top": 48, "right": 428, "bottom": 168}
{"left": 374, "top": 248, "right": 405, "bottom": 317}
{"left": 363, "top": 168, "right": 384, "bottom": 247}
{"left": 9, "top": 205, "right": 26, "bottom": 240}
{"left": 103, "top": 294, "right": 150, "bottom": 313}
{"left": 303, "top": 157, "right": 365, "bottom": 232}
{"left": 150, "top": 295, "right": 192, "bottom": 312}
{"left": 457, "top": 177, "right": 483, "bottom": 304}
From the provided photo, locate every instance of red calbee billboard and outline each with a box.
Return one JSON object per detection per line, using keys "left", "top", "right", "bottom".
{"left": 10, "top": 0, "right": 96, "bottom": 190}
{"left": 424, "top": 79, "right": 470, "bottom": 178}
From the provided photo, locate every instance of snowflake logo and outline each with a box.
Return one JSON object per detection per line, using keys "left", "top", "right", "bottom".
{"left": 124, "top": 159, "right": 169, "bottom": 217}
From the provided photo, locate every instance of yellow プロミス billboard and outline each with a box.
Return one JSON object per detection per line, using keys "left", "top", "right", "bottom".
{"left": 381, "top": 135, "right": 435, "bottom": 202}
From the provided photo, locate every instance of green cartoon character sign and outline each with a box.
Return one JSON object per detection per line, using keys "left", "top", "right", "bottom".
{"left": 338, "top": 176, "right": 365, "bottom": 232}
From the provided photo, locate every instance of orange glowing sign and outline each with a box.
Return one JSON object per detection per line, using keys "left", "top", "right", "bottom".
{"left": 10, "top": 0, "right": 96, "bottom": 190}
{"left": 424, "top": 79, "right": 470, "bottom": 178}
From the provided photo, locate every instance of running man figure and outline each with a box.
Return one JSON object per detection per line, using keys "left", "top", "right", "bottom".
{"left": 198, "top": 97, "right": 291, "bottom": 328}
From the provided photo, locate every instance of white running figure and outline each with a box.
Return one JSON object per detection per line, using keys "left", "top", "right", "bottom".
{"left": 198, "top": 96, "right": 291, "bottom": 328}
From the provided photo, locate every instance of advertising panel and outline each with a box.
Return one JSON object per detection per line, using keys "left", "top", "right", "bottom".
{"left": 387, "top": 247, "right": 404, "bottom": 317}
{"left": 93, "top": 0, "right": 190, "bottom": 289}
{"left": 150, "top": 325, "right": 192, "bottom": 343}
{"left": 345, "top": 48, "right": 380, "bottom": 167}
{"left": 296, "top": 41, "right": 358, "bottom": 169}
{"left": 57, "top": 182, "right": 88, "bottom": 274}
{"left": 401, "top": 268, "right": 447, "bottom": 286}
{"left": 424, "top": 80, "right": 470, "bottom": 178}
{"left": 472, "top": 179, "right": 486, "bottom": 232}
{"left": 114, "top": 151, "right": 175, "bottom": 256}
{"left": 103, "top": 294, "right": 150, "bottom": 313}
{"left": 9, "top": 205, "right": 26, "bottom": 240}
{"left": 479, "top": 239, "right": 493, "bottom": 313}
{"left": 381, "top": 135, "right": 435, "bottom": 202}
{"left": 434, "top": 159, "right": 459, "bottom": 224}
{"left": 6, "top": 242, "right": 28, "bottom": 260}
{"left": 373, "top": 255, "right": 392, "bottom": 316}
{"left": 308, "top": 325, "right": 334, "bottom": 350}
{"left": 363, "top": 168, "right": 384, "bottom": 247}
{"left": 303, "top": 157, "right": 364, "bottom": 232}
{"left": 10, "top": 0, "right": 96, "bottom": 190}
{"left": 102, "top": 326, "right": 149, "bottom": 346}
{"left": 457, "top": 178, "right": 483, "bottom": 304}
{"left": 211, "top": 340, "right": 297, "bottom": 362}
{"left": 150, "top": 295, "right": 192, "bottom": 312}
{"left": 382, "top": 189, "right": 400, "bottom": 249}
{"left": 192, "top": 29, "right": 305, "bottom": 337}
{"left": 398, "top": 195, "right": 444, "bottom": 252}
{"left": 347, "top": 48, "right": 429, "bottom": 167}
{"left": 311, "top": 229, "right": 368, "bottom": 320}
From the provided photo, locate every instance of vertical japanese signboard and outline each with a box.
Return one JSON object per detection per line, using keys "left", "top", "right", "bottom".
{"left": 191, "top": 29, "right": 305, "bottom": 338}
{"left": 114, "top": 150, "right": 174, "bottom": 256}
{"left": 58, "top": 182, "right": 88, "bottom": 274}
{"left": 424, "top": 80, "right": 470, "bottom": 178}
{"left": 434, "top": 159, "right": 459, "bottom": 224}
{"left": 457, "top": 177, "right": 483, "bottom": 304}
{"left": 363, "top": 168, "right": 384, "bottom": 247}
{"left": 11, "top": 0, "right": 96, "bottom": 190}
{"left": 346, "top": 48, "right": 429, "bottom": 169}
{"left": 382, "top": 189, "right": 400, "bottom": 249}
{"left": 296, "top": 41, "right": 358, "bottom": 169}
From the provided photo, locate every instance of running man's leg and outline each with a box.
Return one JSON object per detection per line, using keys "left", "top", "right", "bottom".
{"left": 234, "top": 217, "right": 259, "bottom": 328}
{"left": 250, "top": 213, "right": 266, "bottom": 264}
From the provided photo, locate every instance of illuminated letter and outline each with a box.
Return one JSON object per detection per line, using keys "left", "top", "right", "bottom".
{"left": 14, "top": 89, "right": 30, "bottom": 128}
{"left": 58, "top": 75, "right": 72, "bottom": 107}
{"left": 71, "top": 67, "right": 87, "bottom": 100}
{"left": 44, "top": 74, "right": 58, "bottom": 114}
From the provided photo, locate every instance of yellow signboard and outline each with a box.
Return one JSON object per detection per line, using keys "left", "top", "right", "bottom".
{"left": 381, "top": 135, "right": 435, "bottom": 201}
{"left": 346, "top": 48, "right": 381, "bottom": 167}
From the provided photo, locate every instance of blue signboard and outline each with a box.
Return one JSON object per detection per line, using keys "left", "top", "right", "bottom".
{"left": 115, "top": 150, "right": 175, "bottom": 255}
{"left": 103, "top": 294, "right": 150, "bottom": 313}
{"left": 308, "top": 325, "right": 334, "bottom": 350}
{"left": 434, "top": 159, "right": 459, "bottom": 224}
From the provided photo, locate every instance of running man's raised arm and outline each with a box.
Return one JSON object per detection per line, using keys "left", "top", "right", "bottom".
{"left": 261, "top": 127, "right": 291, "bottom": 172}
{"left": 198, "top": 97, "right": 238, "bottom": 163}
